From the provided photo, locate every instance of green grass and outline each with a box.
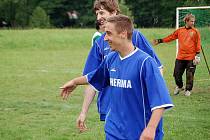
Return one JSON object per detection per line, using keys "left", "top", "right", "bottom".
{"left": 0, "top": 28, "right": 210, "bottom": 140}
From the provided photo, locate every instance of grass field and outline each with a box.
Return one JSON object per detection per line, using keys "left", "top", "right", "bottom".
{"left": 0, "top": 28, "right": 210, "bottom": 140}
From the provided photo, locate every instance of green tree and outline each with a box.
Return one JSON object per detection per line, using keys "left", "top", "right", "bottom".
{"left": 183, "top": 0, "right": 208, "bottom": 6}
{"left": 119, "top": 0, "right": 132, "bottom": 17}
{"left": 0, "top": 0, "right": 95, "bottom": 28}
{"left": 125, "top": 0, "right": 163, "bottom": 27}
{"left": 124, "top": 0, "right": 210, "bottom": 27}
{"left": 15, "top": 0, "right": 29, "bottom": 27}
{"left": 29, "top": 6, "right": 50, "bottom": 28}
{"left": 37, "top": 0, "right": 94, "bottom": 27}
{"left": 0, "top": 0, "right": 18, "bottom": 27}
{"left": 0, "top": 0, "right": 37, "bottom": 27}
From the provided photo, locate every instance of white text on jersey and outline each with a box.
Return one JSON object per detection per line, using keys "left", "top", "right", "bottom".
{"left": 110, "top": 78, "right": 132, "bottom": 88}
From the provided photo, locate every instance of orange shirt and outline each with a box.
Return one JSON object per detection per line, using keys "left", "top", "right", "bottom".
{"left": 162, "top": 27, "right": 201, "bottom": 60}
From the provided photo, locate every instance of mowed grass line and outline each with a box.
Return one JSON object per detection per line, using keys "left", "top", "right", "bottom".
{"left": 0, "top": 29, "right": 209, "bottom": 140}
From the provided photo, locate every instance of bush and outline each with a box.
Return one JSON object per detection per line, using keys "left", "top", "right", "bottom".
{"left": 29, "top": 6, "right": 50, "bottom": 28}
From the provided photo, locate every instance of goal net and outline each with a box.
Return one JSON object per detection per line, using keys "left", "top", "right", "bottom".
{"left": 176, "top": 6, "right": 210, "bottom": 80}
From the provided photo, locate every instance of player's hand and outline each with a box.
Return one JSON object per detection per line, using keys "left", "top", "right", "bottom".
{"left": 139, "top": 126, "right": 156, "bottom": 140}
{"left": 60, "top": 80, "right": 77, "bottom": 100}
{"left": 77, "top": 113, "right": 88, "bottom": 133}
{"left": 193, "top": 55, "right": 200, "bottom": 65}
{"left": 152, "top": 39, "right": 159, "bottom": 46}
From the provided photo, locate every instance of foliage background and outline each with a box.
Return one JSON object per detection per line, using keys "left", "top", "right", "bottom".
{"left": 0, "top": 0, "right": 210, "bottom": 28}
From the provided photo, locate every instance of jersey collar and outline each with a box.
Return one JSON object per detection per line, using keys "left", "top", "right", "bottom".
{"left": 119, "top": 47, "right": 139, "bottom": 60}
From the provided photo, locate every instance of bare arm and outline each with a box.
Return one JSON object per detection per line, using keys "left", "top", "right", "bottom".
{"left": 140, "top": 108, "right": 164, "bottom": 140}
{"left": 81, "top": 86, "right": 96, "bottom": 115}
{"left": 60, "top": 76, "right": 97, "bottom": 132}
{"left": 60, "top": 76, "right": 88, "bottom": 100}
{"left": 77, "top": 85, "right": 96, "bottom": 132}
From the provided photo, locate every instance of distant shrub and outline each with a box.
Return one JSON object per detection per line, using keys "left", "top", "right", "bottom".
{"left": 29, "top": 6, "right": 50, "bottom": 28}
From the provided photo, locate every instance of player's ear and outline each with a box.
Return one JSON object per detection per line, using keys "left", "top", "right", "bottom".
{"left": 120, "top": 30, "right": 127, "bottom": 39}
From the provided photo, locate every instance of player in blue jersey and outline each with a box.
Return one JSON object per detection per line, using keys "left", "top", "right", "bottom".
{"left": 60, "top": 15, "right": 173, "bottom": 140}
{"left": 76, "top": 0, "right": 164, "bottom": 132}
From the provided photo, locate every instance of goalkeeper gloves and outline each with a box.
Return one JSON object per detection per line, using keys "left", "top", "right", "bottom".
{"left": 193, "top": 53, "right": 201, "bottom": 65}
{"left": 152, "top": 39, "right": 162, "bottom": 46}
{"left": 157, "top": 39, "right": 163, "bottom": 43}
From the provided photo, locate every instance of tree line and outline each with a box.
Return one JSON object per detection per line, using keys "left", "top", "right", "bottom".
{"left": 0, "top": 0, "right": 209, "bottom": 28}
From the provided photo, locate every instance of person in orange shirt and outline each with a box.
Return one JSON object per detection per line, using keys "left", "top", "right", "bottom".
{"left": 153, "top": 13, "right": 201, "bottom": 96}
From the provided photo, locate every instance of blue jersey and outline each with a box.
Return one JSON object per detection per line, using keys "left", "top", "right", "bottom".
{"left": 83, "top": 29, "right": 163, "bottom": 120}
{"left": 86, "top": 48, "right": 173, "bottom": 140}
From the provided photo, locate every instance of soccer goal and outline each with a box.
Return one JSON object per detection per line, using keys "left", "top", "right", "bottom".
{"left": 176, "top": 6, "right": 210, "bottom": 77}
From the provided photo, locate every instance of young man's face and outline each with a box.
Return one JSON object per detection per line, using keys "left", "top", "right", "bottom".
{"left": 104, "top": 22, "right": 123, "bottom": 51}
{"left": 186, "top": 18, "right": 195, "bottom": 28}
{"left": 95, "top": 8, "right": 117, "bottom": 31}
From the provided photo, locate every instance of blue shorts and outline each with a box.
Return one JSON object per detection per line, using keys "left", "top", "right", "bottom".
{"left": 100, "top": 114, "right": 106, "bottom": 121}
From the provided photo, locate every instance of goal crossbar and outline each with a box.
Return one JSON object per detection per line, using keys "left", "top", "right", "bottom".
{"left": 176, "top": 6, "right": 210, "bottom": 29}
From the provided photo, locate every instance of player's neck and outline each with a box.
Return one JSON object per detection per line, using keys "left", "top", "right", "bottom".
{"left": 185, "top": 25, "right": 193, "bottom": 29}
{"left": 119, "top": 42, "right": 135, "bottom": 58}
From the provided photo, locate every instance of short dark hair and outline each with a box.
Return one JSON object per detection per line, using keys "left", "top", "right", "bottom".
{"left": 94, "top": 0, "right": 120, "bottom": 15}
{"left": 106, "top": 14, "right": 133, "bottom": 40}
{"left": 183, "top": 13, "right": 195, "bottom": 23}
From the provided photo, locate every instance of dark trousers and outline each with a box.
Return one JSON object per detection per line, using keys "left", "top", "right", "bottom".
{"left": 173, "top": 59, "right": 196, "bottom": 91}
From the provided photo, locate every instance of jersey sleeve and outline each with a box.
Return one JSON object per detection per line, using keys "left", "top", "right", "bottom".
{"left": 162, "top": 29, "right": 178, "bottom": 43}
{"left": 86, "top": 58, "right": 110, "bottom": 92}
{"left": 93, "top": 35, "right": 101, "bottom": 44}
{"left": 83, "top": 39, "right": 103, "bottom": 75}
{"left": 133, "top": 30, "right": 163, "bottom": 68}
{"left": 91, "top": 32, "right": 102, "bottom": 46}
{"left": 142, "top": 57, "right": 174, "bottom": 111}
{"left": 195, "top": 29, "right": 201, "bottom": 53}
